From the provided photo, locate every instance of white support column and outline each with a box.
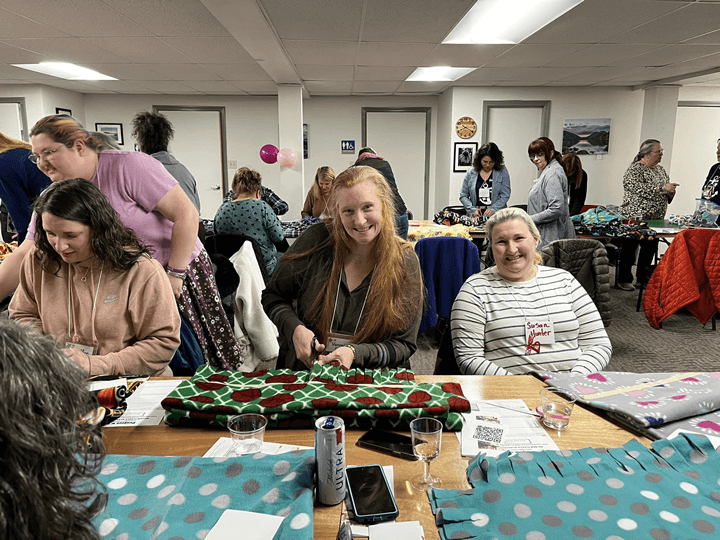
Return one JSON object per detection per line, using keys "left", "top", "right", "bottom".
{"left": 277, "top": 84, "right": 304, "bottom": 217}
{"left": 640, "top": 86, "right": 680, "bottom": 169}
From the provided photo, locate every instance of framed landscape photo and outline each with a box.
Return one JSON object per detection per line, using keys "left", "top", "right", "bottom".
{"left": 55, "top": 107, "right": 72, "bottom": 116}
{"left": 454, "top": 141, "right": 477, "bottom": 173}
{"left": 95, "top": 123, "right": 124, "bottom": 145}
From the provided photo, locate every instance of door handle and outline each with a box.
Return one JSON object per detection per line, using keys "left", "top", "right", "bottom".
{"left": 211, "top": 185, "right": 221, "bottom": 191}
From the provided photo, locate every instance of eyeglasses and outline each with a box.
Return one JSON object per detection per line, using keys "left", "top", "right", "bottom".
{"left": 529, "top": 153, "right": 544, "bottom": 161}
{"left": 28, "top": 143, "right": 65, "bottom": 164}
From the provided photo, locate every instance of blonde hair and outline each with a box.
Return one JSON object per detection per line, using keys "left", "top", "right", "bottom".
{"left": 313, "top": 166, "right": 422, "bottom": 344}
{"left": 311, "top": 166, "right": 335, "bottom": 199}
{"left": 486, "top": 207, "right": 543, "bottom": 265}
{"left": 0, "top": 132, "right": 31, "bottom": 154}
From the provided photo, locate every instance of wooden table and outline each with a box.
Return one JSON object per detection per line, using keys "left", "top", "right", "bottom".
{"left": 103, "top": 375, "right": 649, "bottom": 540}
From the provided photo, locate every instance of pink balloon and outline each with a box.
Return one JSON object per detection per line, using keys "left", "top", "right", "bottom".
{"left": 260, "top": 144, "right": 279, "bottom": 164}
{"left": 277, "top": 148, "right": 298, "bottom": 168}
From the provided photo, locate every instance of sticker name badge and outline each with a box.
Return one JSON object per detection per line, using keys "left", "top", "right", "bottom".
{"left": 326, "top": 332, "right": 352, "bottom": 353}
{"left": 478, "top": 186, "right": 491, "bottom": 200}
{"left": 525, "top": 320, "right": 554, "bottom": 354}
{"left": 64, "top": 341, "right": 96, "bottom": 356}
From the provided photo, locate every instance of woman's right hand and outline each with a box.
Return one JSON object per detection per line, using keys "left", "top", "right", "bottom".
{"left": 292, "top": 325, "right": 325, "bottom": 369}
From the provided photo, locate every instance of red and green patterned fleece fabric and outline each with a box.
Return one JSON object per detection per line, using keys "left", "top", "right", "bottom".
{"left": 161, "top": 364, "right": 470, "bottom": 430}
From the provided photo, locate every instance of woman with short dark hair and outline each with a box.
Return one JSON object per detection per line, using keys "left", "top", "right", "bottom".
{"left": 527, "top": 136, "right": 575, "bottom": 248}
{"left": 459, "top": 142, "right": 511, "bottom": 219}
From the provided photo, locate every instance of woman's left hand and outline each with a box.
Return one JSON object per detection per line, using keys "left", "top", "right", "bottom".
{"left": 168, "top": 275, "right": 184, "bottom": 298}
{"left": 483, "top": 208, "right": 495, "bottom": 217}
{"left": 317, "top": 347, "right": 354, "bottom": 369}
{"left": 63, "top": 348, "right": 90, "bottom": 371}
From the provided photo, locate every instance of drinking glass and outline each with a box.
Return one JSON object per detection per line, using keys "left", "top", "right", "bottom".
{"left": 410, "top": 417, "right": 443, "bottom": 490}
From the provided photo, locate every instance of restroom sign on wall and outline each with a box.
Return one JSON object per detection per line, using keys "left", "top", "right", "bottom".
{"left": 341, "top": 140, "right": 355, "bottom": 153}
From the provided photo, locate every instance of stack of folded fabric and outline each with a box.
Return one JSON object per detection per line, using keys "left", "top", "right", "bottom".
{"left": 533, "top": 371, "right": 720, "bottom": 440}
{"left": 161, "top": 364, "right": 469, "bottom": 430}
{"left": 430, "top": 433, "right": 720, "bottom": 539}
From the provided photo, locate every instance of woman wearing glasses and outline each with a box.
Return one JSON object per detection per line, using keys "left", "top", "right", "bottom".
{"left": 0, "top": 115, "right": 244, "bottom": 371}
{"left": 617, "top": 139, "right": 679, "bottom": 291}
{"left": 527, "top": 137, "right": 575, "bottom": 249}
{"left": 459, "top": 142, "right": 511, "bottom": 220}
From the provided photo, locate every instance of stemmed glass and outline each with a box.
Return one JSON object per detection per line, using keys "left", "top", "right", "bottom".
{"left": 410, "top": 417, "right": 443, "bottom": 490}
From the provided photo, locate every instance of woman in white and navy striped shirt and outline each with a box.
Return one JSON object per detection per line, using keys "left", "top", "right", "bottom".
{"left": 451, "top": 207, "right": 611, "bottom": 375}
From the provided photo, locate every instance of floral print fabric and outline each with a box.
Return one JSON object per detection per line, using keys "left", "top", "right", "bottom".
{"left": 161, "top": 364, "right": 470, "bottom": 430}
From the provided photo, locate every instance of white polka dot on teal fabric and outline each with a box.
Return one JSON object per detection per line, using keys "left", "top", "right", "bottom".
{"left": 196, "top": 530, "right": 210, "bottom": 539}
{"left": 107, "top": 478, "right": 128, "bottom": 490}
{"left": 659, "top": 510, "right": 680, "bottom": 523}
{"left": 276, "top": 506, "right": 292, "bottom": 517}
{"left": 98, "top": 518, "right": 119, "bottom": 536}
{"left": 167, "top": 493, "right": 186, "bottom": 506}
{"left": 199, "top": 483, "right": 217, "bottom": 496}
{"left": 290, "top": 513, "right": 311, "bottom": 529}
{"left": 153, "top": 521, "right": 170, "bottom": 536}
{"left": 498, "top": 473, "right": 516, "bottom": 484}
{"left": 158, "top": 485, "right": 175, "bottom": 498}
{"left": 557, "top": 501, "right": 577, "bottom": 513}
{"left": 274, "top": 460, "right": 291, "bottom": 475}
{"left": 618, "top": 517, "right": 638, "bottom": 530}
{"left": 146, "top": 474, "right": 165, "bottom": 489}
{"left": 526, "top": 532, "right": 545, "bottom": 540}
{"left": 588, "top": 509, "right": 608, "bottom": 521}
{"left": 702, "top": 505, "right": 720, "bottom": 518}
{"left": 262, "top": 487, "right": 280, "bottom": 503}
{"left": 212, "top": 494, "right": 231, "bottom": 509}
{"left": 641, "top": 490, "right": 660, "bottom": 500}
{"left": 566, "top": 483, "right": 584, "bottom": 495}
{"left": 680, "top": 481, "right": 699, "bottom": 494}
{"left": 538, "top": 476, "right": 555, "bottom": 486}
{"left": 471, "top": 513, "right": 489, "bottom": 526}
{"left": 282, "top": 471, "right": 298, "bottom": 482}
{"left": 117, "top": 493, "right": 138, "bottom": 506}
{"left": 101, "top": 463, "right": 119, "bottom": 475}
{"left": 605, "top": 478, "right": 624, "bottom": 489}
{"left": 513, "top": 503, "right": 532, "bottom": 518}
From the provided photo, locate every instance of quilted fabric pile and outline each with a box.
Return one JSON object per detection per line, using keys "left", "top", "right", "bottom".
{"left": 161, "top": 364, "right": 470, "bottom": 430}
{"left": 643, "top": 228, "right": 720, "bottom": 329}
{"left": 429, "top": 433, "right": 720, "bottom": 539}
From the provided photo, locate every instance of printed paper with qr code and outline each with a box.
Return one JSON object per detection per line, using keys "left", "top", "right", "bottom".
{"left": 460, "top": 400, "right": 559, "bottom": 458}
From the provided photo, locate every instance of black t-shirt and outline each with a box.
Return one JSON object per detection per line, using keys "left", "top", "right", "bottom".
{"left": 474, "top": 172, "right": 493, "bottom": 207}
{"left": 702, "top": 162, "right": 720, "bottom": 206}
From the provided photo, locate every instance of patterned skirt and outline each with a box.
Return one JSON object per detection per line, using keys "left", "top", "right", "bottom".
{"left": 176, "top": 248, "right": 244, "bottom": 370}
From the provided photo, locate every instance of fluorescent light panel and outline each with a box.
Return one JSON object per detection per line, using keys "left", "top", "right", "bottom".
{"left": 443, "top": 0, "right": 584, "bottom": 44}
{"left": 406, "top": 66, "right": 476, "bottom": 82}
{"left": 11, "top": 62, "right": 117, "bottom": 81}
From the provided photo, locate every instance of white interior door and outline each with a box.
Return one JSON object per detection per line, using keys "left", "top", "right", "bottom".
{"left": 670, "top": 105, "right": 720, "bottom": 218}
{"left": 0, "top": 103, "right": 23, "bottom": 140}
{"left": 486, "top": 107, "right": 544, "bottom": 208}
{"left": 366, "top": 111, "right": 428, "bottom": 219}
{"left": 160, "top": 109, "right": 224, "bottom": 219}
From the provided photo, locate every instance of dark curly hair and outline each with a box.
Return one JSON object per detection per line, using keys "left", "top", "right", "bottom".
{"left": 0, "top": 318, "right": 106, "bottom": 540}
{"left": 232, "top": 167, "right": 262, "bottom": 198}
{"left": 473, "top": 142, "right": 505, "bottom": 171}
{"left": 33, "top": 178, "right": 150, "bottom": 274}
{"left": 131, "top": 110, "right": 174, "bottom": 155}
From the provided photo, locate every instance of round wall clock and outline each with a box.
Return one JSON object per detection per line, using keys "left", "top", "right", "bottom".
{"left": 455, "top": 116, "right": 477, "bottom": 139}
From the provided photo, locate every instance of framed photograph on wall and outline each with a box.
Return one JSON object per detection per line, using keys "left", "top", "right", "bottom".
{"left": 453, "top": 141, "right": 477, "bottom": 173}
{"left": 55, "top": 107, "right": 72, "bottom": 116}
{"left": 95, "top": 123, "right": 124, "bottom": 145}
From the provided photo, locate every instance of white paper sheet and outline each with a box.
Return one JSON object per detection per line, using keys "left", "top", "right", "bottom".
{"left": 203, "top": 437, "right": 312, "bottom": 457}
{"left": 103, "top": 379, "right": 182, "bottom": 427}
{"left": 369, "top": 521, "right": 424, "bottom": 540}
{"left": 204, "top": 509, "right": 284, "bottom": 540}
{"left": 460, "top": 399, "right": 560, "bottom": 458}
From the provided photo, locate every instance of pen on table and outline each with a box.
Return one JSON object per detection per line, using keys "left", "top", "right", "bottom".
{"left": 483, "top": 402, "right": 542, "bottom": 418}
{"left": 337, "top": 519, "right": 353, "bottom": 540}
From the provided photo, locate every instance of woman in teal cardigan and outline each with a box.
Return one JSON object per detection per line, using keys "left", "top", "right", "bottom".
{"left": 459, "top": 142, "right": 511, "bottom": 219}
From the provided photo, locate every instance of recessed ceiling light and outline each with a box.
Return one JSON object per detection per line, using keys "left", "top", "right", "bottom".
{"left": 406, "top": 66, "right": 476, "bottom": 82}
{"left": 11, "top": 62, "right": 117, "bottom": 81}
{"left": 443, "top": 0, "right": 584, "bottom": 44}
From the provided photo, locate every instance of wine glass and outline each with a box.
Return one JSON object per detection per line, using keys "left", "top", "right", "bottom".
{"left": 410, "top": 417, "right": 443, "bottom": 490}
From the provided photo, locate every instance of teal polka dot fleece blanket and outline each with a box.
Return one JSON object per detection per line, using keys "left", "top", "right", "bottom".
{"left": 429, "top": 433, "right": 720, "bottom": 539}
{"left": 94, "top": 450, "right": 314, "bottom": 539}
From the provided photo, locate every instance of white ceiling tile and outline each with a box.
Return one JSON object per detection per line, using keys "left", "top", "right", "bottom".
{"left": 259, "top": 0, "right": 363, "bottom": 41}
{"left": 643, "top": 65, "right": 709, "bottom": 79}
{"left": 0, "top": 7, "right": 68, "bottom": 38}
{"left": 82, "top": 37, "right": 194, "bottom": 64}
{"left": 421, "top": 44, "right": 512, "bottom": 67}
{"left": 461, "top": 66, "right": 589, "bottom": 82}
{"left": 547, "top": 44, "right": 664, "bottom": 67}
{"left": 611, "top": 44, "right": 720, "bottom": 67}
{"left": 232, "top": 81, "right": 278, "bottom": 94}
{"left": 102, "top": 0, "right": 231, "bottom": 37}
{"left": 204, "top": 64, "right": 273, "bottom": 81}
{"left": 395, "top": 81, "right": 448, "bottom": 93}
{"left": 354, "top": 66, "right": 415, "bottom": 81}
{"left": 296, "top": 65, "right": 353, "bottom": 81}
{"left": 663, "top": 52, "right": 720, "bottom": 69}
{"left": 0, "top": 63, "right": 56, "bottom": 79}
{"left": 181, "top": 80, "right": 244, "bottom": 93}
{"left": 542, "top": 81, "right": 595, "bottom": 87}
{"left": 606, "top": 3, "right": 720, "bottom": 44}
{"left": 593, "top": 80, "right": 649, "bottom": 86}
{"left": 567, "top": 66, "right": 656, "bottom": 82}
{"left": 0, "top": 0, "right": 150, "bottom": 37}
{"left": 4, "top": 37, "right": 128, "bottom": 64}
{"left": 283, "top": 40, "right": 356, "bottom": 66}
{"left": 38, "top": 80, "right": 107, "bottom": 92}
{"left": 81, "top": 63, "right": 171, "bottom": 81}
{"left": 139, "top": 64, "right": 221, "bottom": 81}
{"left": 82, "top": 80, "right": 156, "bottom": 93}
{"left": 304, "top": 80, "right": 353, "bottom": 93}
{"left": 352, "top": 81, "right": 402, "bottom": 93}
{"left": 161, "top": 37, "right": 255, "bottom": 64}
{"left": 524, "top": 0, "right": 683, "bottom": 44}
{"left": 483, "top": 44, "right": 588, "bottom": 68}
{"left": 133, "top": 81, "right": 199, "bottom": 93}
{"left": 0, "top": 41, "right": 53, "bottom": 63}
{"left": 356, "top": 42, "right": 436, "bottom": 66}
{"left": 682, "top": 29, "right": 720, "bottom": 45}
{"left": 362, "top": 0, "right": 474, "bottom": 43}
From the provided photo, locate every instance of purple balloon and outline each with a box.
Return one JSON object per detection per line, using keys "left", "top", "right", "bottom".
{"left": 260, "top": 144, "right": 279, "bottom": 164}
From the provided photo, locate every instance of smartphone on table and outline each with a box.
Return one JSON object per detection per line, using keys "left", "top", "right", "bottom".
{"left": 356, "top": 428, "right": 416, "bottom": 460}
{"left": 345, "top": 465, "right": 399, "bottom": 524}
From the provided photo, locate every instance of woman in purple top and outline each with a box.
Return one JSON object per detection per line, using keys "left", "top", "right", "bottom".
{"left": 0, "top": 115, "right": 243, "bottom": 371}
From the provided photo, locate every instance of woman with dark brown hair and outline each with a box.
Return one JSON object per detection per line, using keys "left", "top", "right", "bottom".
{"left": 562, "top": 153, "right": 587, "bottom": 216}
{"left": 527, "top": 136, "right": 575, "bottom": 248}
{"left": 263, "top": 165, "right": 423, "bottom": 370}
